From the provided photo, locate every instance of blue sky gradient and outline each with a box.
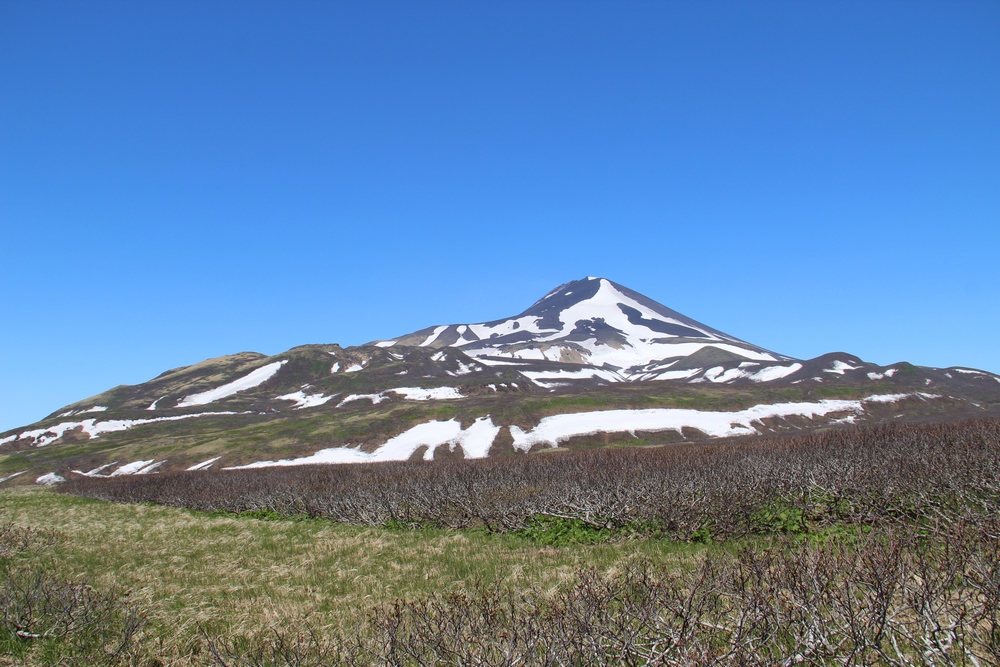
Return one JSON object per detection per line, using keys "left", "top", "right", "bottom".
{"left": 2, "top": 1, "right": 998, "bottom": 431}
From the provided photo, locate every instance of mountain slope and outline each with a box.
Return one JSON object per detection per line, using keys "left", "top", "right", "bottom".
{"left": 2, "top": 277, "right": 999, "bottom": 485}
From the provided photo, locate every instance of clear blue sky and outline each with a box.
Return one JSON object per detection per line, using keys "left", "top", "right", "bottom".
{"left": 2, "top": 1, "right": 998, "bottom": 431}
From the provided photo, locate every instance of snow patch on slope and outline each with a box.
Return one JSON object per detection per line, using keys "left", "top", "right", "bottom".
{"left": 823, "top": 360, "right": 860, "bottom": 375}
{"left": 508, "top": 393, "right": 925, "bottom": 451}
{"left": 177, "top": 361, "right": 287, "bottom": 407}
{"left": 10, "top": 412, "right": 249, "bottom": 447}
{"left": 71, "top": 462, "right": 118, "bottom": 477}
{"left": 420, "top": 326, "right": 449, "bottom": 347}
{"left": 187, "top": 457, "right": 221, "bottom": 471}
{"left": 749, "top": 363, "right": 803, "bottom": 382}
{"left": 0, "top": 471, "right": 26, "bottom": 484}
{"left": 36, "top": 473, "right": 66, "bottom": 486}
{"left": 695, "top": 363, "right": 803, "bottom": 384}
{"left": 521, "top": 368, "right": 624, "bottom": 386}
{"left": 228, "top": 417, "right": 501, "bottom": 468}
{"left": 953, "top": 368, "right": 996, "bottom": 378}
{"left": 338, "top": 393, "right": 387, "bottom": 407}
{"left": 276, "top": 390, "right": 338, "bottom": 409}
{"left": 867, "top": 368, "right": 900, "bottom": 380}
{"left": 650, "top": 368, "right": 703, "bottom": 381}
{"left": 389, "top": 387, "right": 463, "bottom": 400}
{"left": 111, "top": 460, "right": 157, "bottom": 476}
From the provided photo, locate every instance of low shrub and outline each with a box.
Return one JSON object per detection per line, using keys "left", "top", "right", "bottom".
{"left": 206, "top": 522, "right": 1000, "bottom": 666}
{"left": 0, "top": 522, "right": 144, "bottom": 666}
{"left": 62, "top": 419, "right": 1000, "bottom": 542}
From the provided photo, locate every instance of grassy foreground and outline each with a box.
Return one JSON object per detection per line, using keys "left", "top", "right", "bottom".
{"left": 0, "top": 487, "right": 699, "bottom": 665}
{"left": 4, "top": 420, "right": 999, "bottom": 665}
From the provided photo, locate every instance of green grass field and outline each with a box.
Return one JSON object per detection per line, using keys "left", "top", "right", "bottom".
{"left": 1, "top": 487, "right": 705, "bottom": 665}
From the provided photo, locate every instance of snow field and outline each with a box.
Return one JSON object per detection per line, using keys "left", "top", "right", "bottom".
{"left": 823, "top": 360, "right": 860, "bottom": 375}
{"left": 469, "top": 340, "right": 777, "bottom": 372}
{"left": 68, "top": 460, "right": 164, "bottom": 479}
{"left": 448, "top": 362, "right": 475, "bottom": 376}
{"left": 953, "top": 368, "right": 998, "bottom": 381}
{"left": 35, "top": 473, "right": 65, "bottom": 486}
{"left": 452, "top": 280, "right": 780, "bottom": 371}
{"left": 748, "top": 363, "right": 804, "bottom": 382}
{"left": 177, "top": 360, "right": 287, "bottom": 407}
{"left": 695, "top": 363, "right": 803, "bottom": 384}
{"left": 71, "top": 462, "right": 118, "bottom": 477}
{"left": 110, "top": 460, "right": 158, "bottom": 476}
{"left": 8, "top": 411, "right": 248, "bottom": 447}
{"left": 276, "top": 390, "right": 338, "bottom": 409}
{"left": 419, "top": 326, "right": 449, "bottom": 347}
{"left": 649, "top": 368, "right": 703, "bottom": 381}
{"left": 338, "top": 394, "right": 387, "bottom": 407}
{"left": 465, "top": 316, "right": 548, "bottom": 341}
{"left": 52, "top": 406, "right": 107, "bottom": 417}
{"left": 508, "top": 394, "right": 923, "bottom": 451}
{"left": 336, "top": 387, "right": 465, "bottom": 406}
{"left": 187, "top": 457, "right": 221, "bottom": 471}
{"left": 228, "top": 416, "right": 501, "bottom": 469}
{"left": 389, "top": 387, "right": 463, "bottom": 400}
{"left": 520, "top": 368, "right": 625, "bottom": 386}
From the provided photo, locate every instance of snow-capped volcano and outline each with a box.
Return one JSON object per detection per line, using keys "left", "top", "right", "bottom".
{"left": 381, "top": 277, "right": 789, "bottom": 377}
{"left": 5, "top": 275, "right": 1000, "bottom": 484}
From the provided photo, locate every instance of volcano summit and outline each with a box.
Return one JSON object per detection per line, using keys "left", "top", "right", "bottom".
{"left": 380, "top": 277, "right": 789, "bottom": 379}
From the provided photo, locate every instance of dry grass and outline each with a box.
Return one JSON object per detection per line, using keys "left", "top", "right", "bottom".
{"left": 0, "top": 488, "right": 698, "bottom": 665}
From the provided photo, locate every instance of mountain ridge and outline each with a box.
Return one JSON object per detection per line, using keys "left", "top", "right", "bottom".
{"left": 2, "top": 277, "right": 999, "bottom": 485}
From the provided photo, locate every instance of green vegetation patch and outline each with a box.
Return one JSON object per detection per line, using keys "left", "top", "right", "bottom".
{"left": 514, "top": 515, "right": 615, "bottom": 545}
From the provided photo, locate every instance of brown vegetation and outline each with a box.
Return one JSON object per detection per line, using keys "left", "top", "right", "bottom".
{"left": 63, "top": 419, "right": 1000, "bottom": 541}
{"left": 205, "top": 522, "right": 1000, "bottom": 666}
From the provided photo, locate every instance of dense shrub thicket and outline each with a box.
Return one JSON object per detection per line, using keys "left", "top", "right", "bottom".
{"left": 209, "top": 522, "right": 1000, "bottom": 666}
{"left": 64, "top": 420, "right": 1000, "bottom": 541}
